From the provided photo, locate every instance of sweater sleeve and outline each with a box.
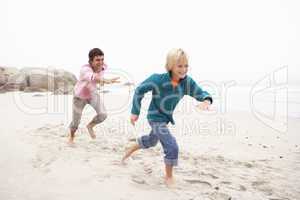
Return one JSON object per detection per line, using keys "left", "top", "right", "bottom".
{"left": 185, "top": 77, "right": 213, "bottom": 104}
{"left": 131, "top": 74, "right": 159, "bottom": 115}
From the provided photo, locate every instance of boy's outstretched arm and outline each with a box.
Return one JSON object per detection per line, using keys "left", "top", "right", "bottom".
{"left": 186, "top": 77, "right": 213, "bottom": 110}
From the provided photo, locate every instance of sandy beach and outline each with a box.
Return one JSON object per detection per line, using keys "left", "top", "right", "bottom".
{"left": 1, "top": 0, "right": 300, "bottom": 198}
{"left": 0, "top": 88, "right": 299, "bottom": 200}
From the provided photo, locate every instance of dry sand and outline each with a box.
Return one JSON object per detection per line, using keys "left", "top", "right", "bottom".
{"left": 0, "top": 91, "right": 299, "bottom": 200}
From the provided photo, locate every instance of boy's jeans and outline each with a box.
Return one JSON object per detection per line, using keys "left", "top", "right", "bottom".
{"left": 137, "top": 122, "right": 179, "bottom": 166}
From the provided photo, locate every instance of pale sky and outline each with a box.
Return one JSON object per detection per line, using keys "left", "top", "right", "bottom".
{"left": 1, "top": 0, "right": 299, "bottom": 84}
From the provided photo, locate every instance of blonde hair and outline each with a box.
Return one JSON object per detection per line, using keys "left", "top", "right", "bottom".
{"left": 165, "top": 48, "right": 188, "bottom": 71}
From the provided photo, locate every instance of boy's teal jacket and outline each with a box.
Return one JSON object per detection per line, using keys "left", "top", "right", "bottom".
{"left": 131, "top": 72, "right": 213, "bottom": 124}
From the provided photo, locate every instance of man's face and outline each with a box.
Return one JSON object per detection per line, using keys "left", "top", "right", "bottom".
{"left": 91, "top": 55, "right": 104, "bottom": 70}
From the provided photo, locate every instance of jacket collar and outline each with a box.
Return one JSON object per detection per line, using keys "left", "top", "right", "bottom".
{"left": 167, "top": 71, "right": 187, "bottom": 83}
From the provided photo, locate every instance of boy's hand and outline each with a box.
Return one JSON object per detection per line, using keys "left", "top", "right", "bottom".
{"left": 130, "top": 114, "right": 139, "bottom": 126}
{"left": 198, "top": 100, "right": 211, "bottom": 111}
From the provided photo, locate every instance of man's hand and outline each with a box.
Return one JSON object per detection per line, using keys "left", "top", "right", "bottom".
{"left": 107, "top": 77, "right": 120, "bottom": 84}
{"left": 98, "top": 77, "right": 120, "bottom": 85}
{"left": 130, "top": 114, "right": 139, "bottom": 126}
{"left": 197, "top": 100, "right": 211, "bottom": 111}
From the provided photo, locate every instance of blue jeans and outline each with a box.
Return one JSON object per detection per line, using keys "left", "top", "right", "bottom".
{"left": 137, "top": 122, "right": 179, "bottom": 166}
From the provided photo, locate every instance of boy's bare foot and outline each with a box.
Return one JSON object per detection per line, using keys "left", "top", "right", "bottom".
{"left": 87, "top": 124, "right": 96, "bottom": 139}
{"left": 165, "top": 177, "right": 175, "bottom": 188}
{"left": 121, "top": 143, "right": 140, "bottom": 164}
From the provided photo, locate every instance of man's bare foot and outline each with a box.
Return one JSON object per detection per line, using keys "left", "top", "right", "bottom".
{"left": 87, "top": 124, "right": 96, "bottom": 139}
{"left": 165, "top": 177, "right": 175, "bottom": 188}
{"left": 121, "top": 143, "right": 140, "bottom": 164}
{"left": 67, "top": 137, "right": 75, "bottom": 146}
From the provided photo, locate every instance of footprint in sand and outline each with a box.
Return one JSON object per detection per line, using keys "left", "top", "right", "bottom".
{"left": 143, "top": 165, "right": 153, "bottom": 174}
{"left": 221, "top": 182, "right": 247, "bottom": 192}
{"left": 218, "top": 181, "right": 247, "bottom": 192}
{"left": 235, "top": 161, "right": 255, "bottom": 168}
{"left": 252, "top": 181, "right": 273, "bottom": 196}
{"left": 211, "top": 192, "right": 232, "bottom": 200}
{"left": 220, "top": 181, "right": 231, "bottom": 185}
{"left": 200, "top": 172, "right": 219, "bottom": 179}
{"left": 111, "top": 159, "right": 125, "bottom": 166}
{"left": 244, "top": 162, "right": 254, "bottom": 168}
{"left": 131, "top": 175, "right": 146, "bottom": 185}
{"left": 239, "top": 185, "right": 247, "bottom": 191}
{"left": 32, "top": 153, "right": 56, "bottom": 172}
{"left": 176, "top": 167, "right": 198, "bottom": 176}
{"left": 183, "top": 179, "right": 212, "bottom": 190}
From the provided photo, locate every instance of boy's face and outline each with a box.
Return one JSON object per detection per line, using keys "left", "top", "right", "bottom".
{"left": 91, "top": 55, "right": 104, "bottom": 70}
{"left": 172, "top": 57, "right": 188, "bottom": 79}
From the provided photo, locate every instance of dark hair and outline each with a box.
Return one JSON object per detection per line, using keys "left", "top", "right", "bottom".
{"left": 88, "top": 48, "right": 104, "bottom": 63}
